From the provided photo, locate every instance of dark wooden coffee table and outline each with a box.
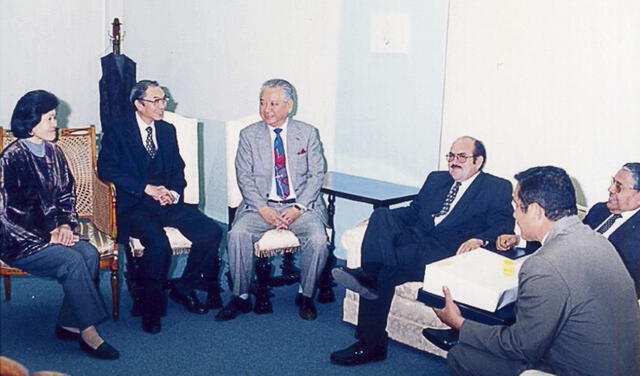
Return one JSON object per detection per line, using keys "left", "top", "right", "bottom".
{"left": 316, "top": 171, "right": 420, "bottom": 303}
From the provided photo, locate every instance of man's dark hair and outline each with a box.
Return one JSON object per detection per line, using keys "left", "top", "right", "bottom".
{"left": 514, "top": 166, "right": 577, "bottom": 220}
{"left": 623, "top": 162, "right": 640, "bottom": 190}
{"left": 129, "top": 80, "right": 160, "bottom": 106}
{"left": 10, "top": 90, "right": 59, "bottom": 139}
{"left": 473, "top": 139, "right": 486, "bottom": 170}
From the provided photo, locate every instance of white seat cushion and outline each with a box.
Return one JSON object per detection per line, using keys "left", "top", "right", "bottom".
{"left": 254, "top": 229, "right": 300, "bottom": 258}
{"left": 130, "top": 227, "right": 192, "bottom": 257}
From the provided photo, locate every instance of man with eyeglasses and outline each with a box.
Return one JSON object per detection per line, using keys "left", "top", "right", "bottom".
{"left": 582, "top": 163, "right": 640, "bottom": 296}
{"left": 98, "top": 80, "right": 223, "bottom": 333}
{"left": 330, "top": 136, "right": 515, "bottom": 366}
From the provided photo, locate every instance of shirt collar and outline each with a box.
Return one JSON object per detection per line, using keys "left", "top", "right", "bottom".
{"left": 619, "top": 207, "right": 640, "bottom": 221}
{"left": 270, "top": 118, "right": 289, "bottom": 133}
{"left": 135, "top": 112, "right": 155, "bottom": 132}
{"left": 457, "top": 170, "right": 480, "bottom": 189}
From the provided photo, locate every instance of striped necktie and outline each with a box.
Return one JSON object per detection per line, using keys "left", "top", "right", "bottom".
{"left": 433, "top": 182, "right": 461, "bottom": 218}
{"left": 596, "top": 214, "right": 622, "bottom": 234}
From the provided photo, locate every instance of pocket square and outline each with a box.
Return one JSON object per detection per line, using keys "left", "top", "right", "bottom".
{"left": 297, "top": 148, "right": 307, "bottom": 155}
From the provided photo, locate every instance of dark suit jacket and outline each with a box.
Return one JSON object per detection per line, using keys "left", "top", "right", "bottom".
{"left": 99, "top": 53, "right": 136, "bottom": 134}
{"left": 97, "top": 112, "right": 186, "bottom": 242}
{"left": 584, "top": 202, "right": 640, "bottom": 296}
{"left": 394, "top": 171, "right": 514, "bottom": 260}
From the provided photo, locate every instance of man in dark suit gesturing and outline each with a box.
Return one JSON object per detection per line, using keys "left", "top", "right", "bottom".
{"left": 330, "top": 136, "right": 515, "bottom": 365}
{"left": 584, "top": 162, "right": 640, "bottom": 297}
{"left": 98, "top": 80, "right": 223, "bottom": 333}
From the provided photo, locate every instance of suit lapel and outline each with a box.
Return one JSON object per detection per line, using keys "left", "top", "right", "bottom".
{"left": 155, "top": 120, "right": 169, "bottom": 172}
{"left": 610, "top": 210, "right": 640, "bottom": 244}
{"left": 258, "top": 122, "right": 273, "bottom": 179}
{"left": 124, "top": 114, "right": 149, "bottom": 176}
{"left": 286, "top": 120, "right": 301, "bottom": 181}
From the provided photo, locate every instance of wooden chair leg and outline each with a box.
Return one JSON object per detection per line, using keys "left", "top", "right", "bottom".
{"left": 281, "top": 253, "right": 300, "bottom": 282}
{"left": 253, "top": 257, "right": 273, "bottom": 314}
{"left": 317, "top": 245, "right": 336, "bottom": 304}
{"left": 111, "top": 268, "right": 119, "bottom": 321}
{"left": 3, "top": 276, "right": 11, "bottom": 300}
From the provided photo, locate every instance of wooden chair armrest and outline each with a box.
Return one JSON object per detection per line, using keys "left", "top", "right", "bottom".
{"left": 92, "top": 170, "right": 117, "bottom": 239}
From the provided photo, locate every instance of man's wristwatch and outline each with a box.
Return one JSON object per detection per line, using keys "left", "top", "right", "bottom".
{"left": 294, "top": 203, "right": 307, "bottom": 213}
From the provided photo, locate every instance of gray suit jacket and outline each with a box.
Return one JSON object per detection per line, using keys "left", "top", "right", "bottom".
{"left": 460, "top": 216, "right": 640, "bottom": 375}
{"left": 234, "top": 119, "right": 327, "bottom": 224}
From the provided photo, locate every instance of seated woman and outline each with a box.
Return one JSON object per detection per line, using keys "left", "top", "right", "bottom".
{"left": 0, "top": 90, "right": 119, "bottom": 360}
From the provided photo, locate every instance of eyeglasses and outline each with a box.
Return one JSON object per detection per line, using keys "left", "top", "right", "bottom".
{"left": 140, "top": 96, "right": 169, "bottom": 106}
{"left": 610, "top": 177, "right": 638, "bottom": 193}
{"left": 445, "top": 153, "right": 475, "bottom": 163}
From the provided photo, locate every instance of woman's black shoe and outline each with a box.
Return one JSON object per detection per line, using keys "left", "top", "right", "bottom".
{"left": 80, "top": 339, "right": 120, "bottom": 360}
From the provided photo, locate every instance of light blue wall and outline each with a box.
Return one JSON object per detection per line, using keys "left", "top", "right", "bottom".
{"left": 199, "top": 119, "right": 228, "bottom": 223}
{"left": 331, "top": 0, "right": 449, "bottom": 257}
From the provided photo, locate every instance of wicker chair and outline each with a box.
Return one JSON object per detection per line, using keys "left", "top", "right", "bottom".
{"left": 0, "top": 126, "right": 120, "bottom": 321}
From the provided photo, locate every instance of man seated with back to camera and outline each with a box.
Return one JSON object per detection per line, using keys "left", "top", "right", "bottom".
{"left": 431, "top": 166, "right": 640, "bottom": 376}
{"left": 497, "top": 162, "right": 640, "bottom": 297}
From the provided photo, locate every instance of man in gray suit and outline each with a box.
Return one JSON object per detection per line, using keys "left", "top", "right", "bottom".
{"left": 216, "top": 79, "right": 328, "bottom": 321}
{"left": 434, "top": 166, "right": 640, "bottom": 376}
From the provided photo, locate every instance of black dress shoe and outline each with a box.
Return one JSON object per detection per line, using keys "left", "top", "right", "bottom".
{"left": 422, "top": 328, "right": 459, "bottom": 351}
{"left": 214, "top": 296, "right": 252, "bottom": 321}
{"left": 204, "top": 291, "right": 223, "bottom": 310}
{"left": 169, "top": 289, "right": 208, "bottom": 314}
{"left": 55, "top": 326, "right": 80, "bottom": 341}
{"left": 79, "top": 339, "right": 120, "bottom": 360}
{"left": 330, "top": 341, "right": 387, "bottom": 366}
{"left": 142, "top": 316, "right": 162, "bottom": 334}
{"left": 331, "top": 267, "right": 379, "bottom": 300}
{"left": 295, "top": 293, "right": 317, "bottom": 320}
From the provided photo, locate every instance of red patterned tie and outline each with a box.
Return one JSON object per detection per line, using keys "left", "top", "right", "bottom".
{"left": 273, "top": 128, "right": 290, "bottom": 199}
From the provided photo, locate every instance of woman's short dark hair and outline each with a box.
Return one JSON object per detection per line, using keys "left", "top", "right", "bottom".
{"left": 10, "top": 90, "right": 59, "bottom": 139}
{"left": 514, "top": 166, "right": 577, "bottom": 221}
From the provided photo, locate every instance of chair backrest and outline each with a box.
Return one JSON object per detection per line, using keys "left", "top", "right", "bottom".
{"left": 163, "top": 111, "right": 200, "bottom": 205}
{"left": 0, "top": 127, "right": 13, "bottom": 152}
{"left": 0, "top": 126, "right": 97, "bottom": 219}
{"left": 57, "top": 127, "right": 97, "bottom": 218}
{"left": 225, "top": 114, "right": 262, "bottom": 208}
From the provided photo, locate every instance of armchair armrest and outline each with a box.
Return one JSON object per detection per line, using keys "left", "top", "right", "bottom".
{"left": 92, "top": 170, "right": 117, "bottom": 239}
{"left": 340, "top": 221, "right": 369, "bottom": 269}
